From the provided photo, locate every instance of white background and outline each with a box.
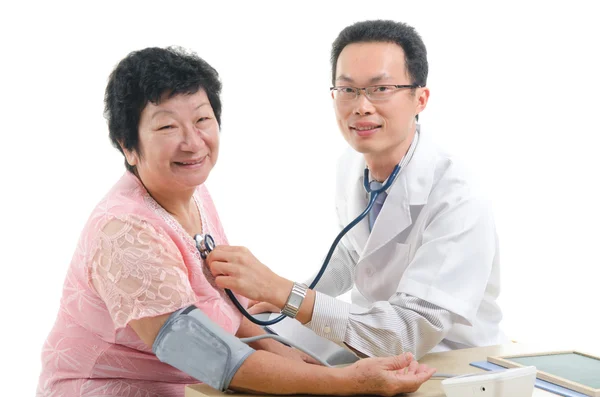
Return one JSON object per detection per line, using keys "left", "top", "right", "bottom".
{"left": 1, "top": 1, "right": 599, "bottom": 394}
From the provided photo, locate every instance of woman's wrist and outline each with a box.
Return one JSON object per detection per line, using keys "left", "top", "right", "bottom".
{"left": 328, "top": 365, "right": 360, "bottom": 396}
{"left": 255, "top": 337, "right": 286, "bottom": 354}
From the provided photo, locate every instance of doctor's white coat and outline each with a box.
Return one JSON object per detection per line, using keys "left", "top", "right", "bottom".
{"left": 306, "top": 128, "right": 507, "bottom": 358}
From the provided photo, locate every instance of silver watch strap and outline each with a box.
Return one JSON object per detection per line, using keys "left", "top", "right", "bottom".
{"left": 281, "top": 282, "right": 309, "bottom": 318}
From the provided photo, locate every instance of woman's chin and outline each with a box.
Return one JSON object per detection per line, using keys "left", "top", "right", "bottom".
{"left": 171, "top": 165, "right": 211, "bottom": 186}
{"left": 180, "top": 173, "right": 210, "bottom": 189}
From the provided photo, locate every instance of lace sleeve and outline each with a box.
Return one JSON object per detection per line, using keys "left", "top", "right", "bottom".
{"left": 91, "top": 215, "right": 197, "bottom": 329}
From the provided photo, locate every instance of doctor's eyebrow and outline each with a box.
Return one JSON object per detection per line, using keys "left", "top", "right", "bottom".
{"left": 335, "top": 74, "right": 393, "bottom": 85}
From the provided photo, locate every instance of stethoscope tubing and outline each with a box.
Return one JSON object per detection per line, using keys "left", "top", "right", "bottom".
{"left": 224, "top": 188, "right": 383, "bottom": 326}
{"left": 200, "top": 131, "right": 419, "bottom": 326}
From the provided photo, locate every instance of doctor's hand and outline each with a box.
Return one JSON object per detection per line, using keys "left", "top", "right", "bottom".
{"left": 206, "top": 246, "right": 292, "bottom": 308}
{"left": 344, "top": 353, "right": 436, "bottom": 396}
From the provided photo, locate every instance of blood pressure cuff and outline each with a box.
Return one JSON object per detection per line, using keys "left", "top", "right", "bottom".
{"left": 152, "top": 305, "right": 254, "bottom": 391}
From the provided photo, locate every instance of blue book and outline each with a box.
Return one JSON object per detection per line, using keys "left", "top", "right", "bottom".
{"left": 470, "top": 361, "right": 589, "bottom": 397}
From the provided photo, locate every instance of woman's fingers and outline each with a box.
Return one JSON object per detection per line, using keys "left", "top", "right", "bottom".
{"left": 384, "top": 352, "right": 414, "bottom": 370}
{"left": 248, "top": 302, "right": 280, "bottom": 314}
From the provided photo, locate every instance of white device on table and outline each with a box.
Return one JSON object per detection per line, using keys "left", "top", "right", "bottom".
{"left": 442, "top": 366, "right": 537, "bottom": 397}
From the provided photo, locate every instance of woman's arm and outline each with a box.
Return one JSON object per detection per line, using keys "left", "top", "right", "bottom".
{"left": 235, "top": 315, "right": 320, "bottom": 364}
{"left": 130, "top": 312, "right": 435, "bottom": 395}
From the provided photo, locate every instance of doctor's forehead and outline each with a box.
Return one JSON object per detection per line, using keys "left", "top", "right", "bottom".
{"left": 335, "top": 42, "right": 409, "bottom": 83}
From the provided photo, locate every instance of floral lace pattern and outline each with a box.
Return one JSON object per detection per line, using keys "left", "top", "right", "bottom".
{"left": 37, "top": 172, "right": 247, "bottom": 397}
{"left": 91, "top": 216, "right": 198, "bottom": 329}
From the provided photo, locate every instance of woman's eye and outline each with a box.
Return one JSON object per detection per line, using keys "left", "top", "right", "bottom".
{"left": 159, "top": 125, "right": 174, "bottom": 130}
{"left": 197, "top": 117, "right": 209, "bottom": 123}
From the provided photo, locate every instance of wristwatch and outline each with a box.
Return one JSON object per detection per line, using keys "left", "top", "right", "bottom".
{"left": 281, "top": 282, "right": 309, "bottom": 319}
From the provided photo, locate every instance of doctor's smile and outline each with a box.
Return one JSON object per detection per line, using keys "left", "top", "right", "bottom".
{"left": 350, "top": 121, "right": 382, "bottom": 137}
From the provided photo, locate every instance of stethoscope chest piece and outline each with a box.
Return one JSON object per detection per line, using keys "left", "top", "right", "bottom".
{"left": 194, "top": 234, "right": 215, "bottom": 259}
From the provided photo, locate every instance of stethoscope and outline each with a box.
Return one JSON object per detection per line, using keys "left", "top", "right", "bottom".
{"left": 195, "top": 131, "right": 420, "bottom": 326}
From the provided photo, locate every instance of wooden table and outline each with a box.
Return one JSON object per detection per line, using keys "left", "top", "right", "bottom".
{"left": 186, "top": 344, "right": 557, "bottom": 397}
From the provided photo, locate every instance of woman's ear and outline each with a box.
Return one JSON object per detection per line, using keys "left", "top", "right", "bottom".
{"left": 120, "top": 143, "right": 139, "bottom": 167}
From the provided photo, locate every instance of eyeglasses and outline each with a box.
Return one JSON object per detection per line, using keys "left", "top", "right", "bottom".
{"left": 330, "top": 84, "right": 421, "bottom": 101}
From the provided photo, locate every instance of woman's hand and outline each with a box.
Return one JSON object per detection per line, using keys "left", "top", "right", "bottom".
{"left": 248, "top": 300, "right": 281, "bottom": 315}
{"left": 343, "top": 353, "right": 436, "bottom": 396}
{"left": 206, "top": 246, "right": 292, "bottom": 308}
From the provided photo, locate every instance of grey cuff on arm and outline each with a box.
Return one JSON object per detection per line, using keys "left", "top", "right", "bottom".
{"left": 153, "top": 306, "right": 255, "bottom": 391}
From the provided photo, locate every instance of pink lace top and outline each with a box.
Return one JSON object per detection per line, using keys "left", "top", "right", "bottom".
{"left": 37, "top": 172, "right": 248, "bottom": 397}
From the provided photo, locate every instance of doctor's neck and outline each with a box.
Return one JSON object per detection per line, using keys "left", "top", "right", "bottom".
{"left": 365, "top": 127, "right": 416, "bottom": 183}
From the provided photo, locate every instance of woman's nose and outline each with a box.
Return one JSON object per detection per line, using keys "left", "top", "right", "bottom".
{"left": 181, "top": 124, "right": 205, "bottom": 151}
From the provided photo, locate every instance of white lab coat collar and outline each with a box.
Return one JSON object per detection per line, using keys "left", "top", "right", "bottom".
{"left": 344, "top": 126, "right": 437, "bottom": 260}
{"left": 401, "top": 127, "right": 437, "bottom": 206}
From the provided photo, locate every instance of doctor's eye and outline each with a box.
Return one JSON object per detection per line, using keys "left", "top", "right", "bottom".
{"left": 333, "top": 87, "right": 358, "bottom": 100}
{"left": 372, "top": 86, "right": 392, "bottom": 92}
{"left": 368, "top": 85, "right": 396, "bottom": 97}
{"left": 338, "top": 87, "right": 356, "bottom": 94}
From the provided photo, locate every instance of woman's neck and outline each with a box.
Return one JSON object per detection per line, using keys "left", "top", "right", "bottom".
{"left": 136, "top": 174, "right": 201, "bottom": 235}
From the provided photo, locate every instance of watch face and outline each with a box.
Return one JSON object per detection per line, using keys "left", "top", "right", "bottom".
{"left": 289, "top": 295, "right": 303, "bottom": 308}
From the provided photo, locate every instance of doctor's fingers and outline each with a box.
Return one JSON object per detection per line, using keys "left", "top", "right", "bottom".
{"left": 208, "top": 260, "right": 244, "bottom": 278}
{"left": 207, "top": 248, "right": 255, "bottom": 265}
{"left": 211, "top": 245, "right": 253, "bottom": 255}
{"left": 213, "top": 275, "right": 239, "bottom": 291}
{"left": 213, "top": 273, "right": 263, "bottom": 297}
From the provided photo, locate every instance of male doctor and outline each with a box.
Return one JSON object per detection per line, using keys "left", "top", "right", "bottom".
{"left": 207, "top": 20, "right": 507, "bottom": 359}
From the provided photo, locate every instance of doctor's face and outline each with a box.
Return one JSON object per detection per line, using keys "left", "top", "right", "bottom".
{"left": 333, "top": 42, "right": 429, "bottom": 161}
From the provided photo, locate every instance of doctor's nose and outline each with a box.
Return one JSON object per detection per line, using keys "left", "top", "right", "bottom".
{"left": 353, "top": 92, "right": 376, "bottom": 115}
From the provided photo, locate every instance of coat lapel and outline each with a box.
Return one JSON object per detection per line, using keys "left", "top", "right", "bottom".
{"left": 345, "top": 159, "right": 371, "bottom": 254}
{"left": 361, "top": 171, "right": 413, "bottom": 260}
{"left": 340, "top": 126, "right": 436, "bottom": 262}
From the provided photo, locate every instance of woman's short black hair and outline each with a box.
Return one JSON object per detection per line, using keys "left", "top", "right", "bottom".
{"left": 330, "top": 20, "right": 428, "bottom": 87}
{"left": 104, "top": 46, "right": 222, "bottom": 173}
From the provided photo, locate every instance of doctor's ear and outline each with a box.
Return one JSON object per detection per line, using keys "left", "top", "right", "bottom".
{"left": 416, "top": 87, "right": 430, "bottom": 114}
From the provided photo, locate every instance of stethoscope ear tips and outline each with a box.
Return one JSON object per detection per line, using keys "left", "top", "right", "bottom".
{"left": 194, "top": 234, "right": 216, "bottom": 259}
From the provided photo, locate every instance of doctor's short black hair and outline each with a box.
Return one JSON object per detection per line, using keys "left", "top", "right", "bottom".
{"left": 330, "top": 20, "right": 428, "bottom": 88}
{"left": 104, "top": 46, "right": 222, "bottom": 173}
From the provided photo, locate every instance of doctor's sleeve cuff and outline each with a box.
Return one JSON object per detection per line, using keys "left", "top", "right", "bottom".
{"left": 306, "top": 292, "right": 353, "bottom": 343}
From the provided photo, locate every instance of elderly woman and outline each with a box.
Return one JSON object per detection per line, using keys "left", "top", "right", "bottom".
{"left": 37, "top": 47, "right": 435, "bottom": 397}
